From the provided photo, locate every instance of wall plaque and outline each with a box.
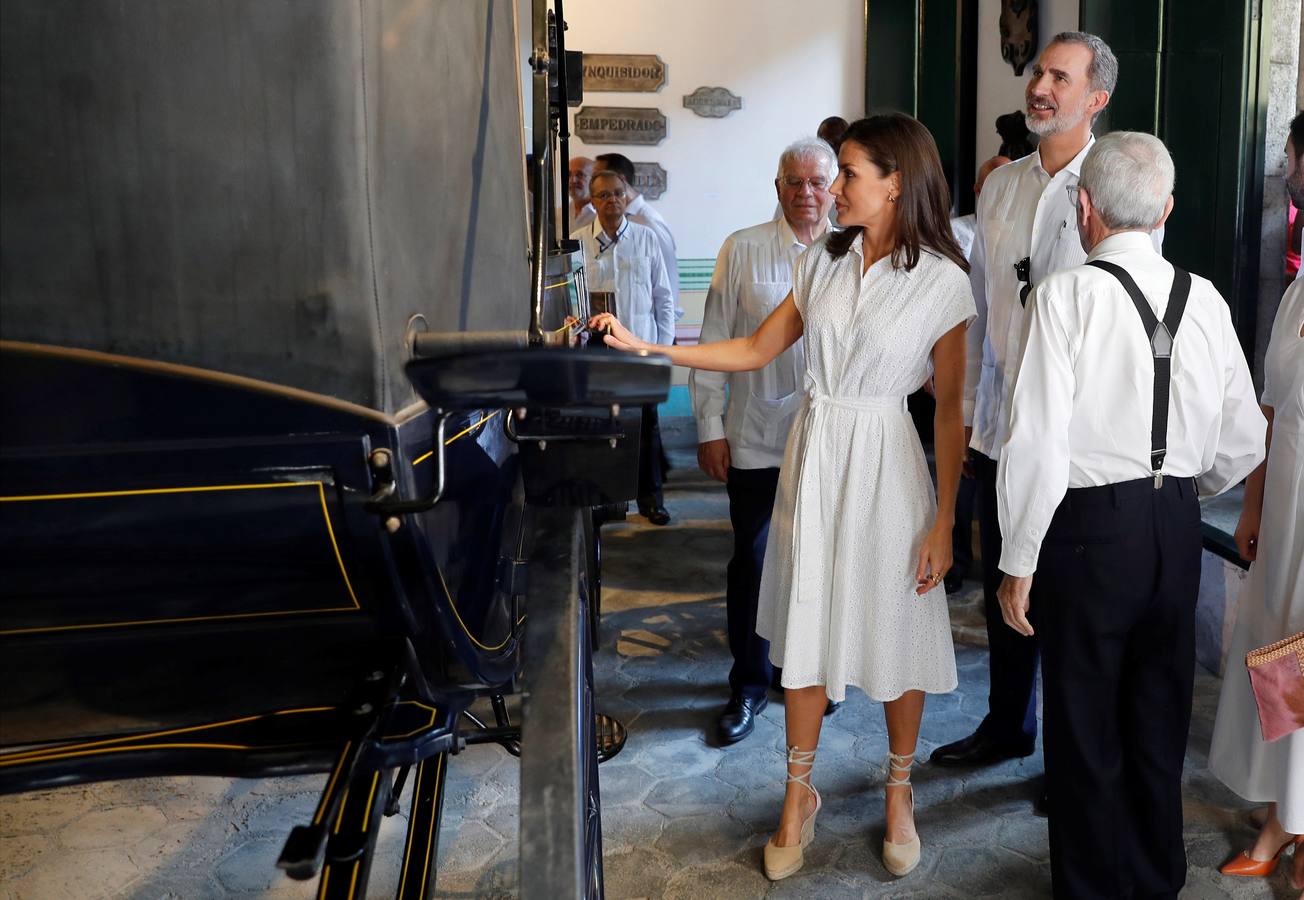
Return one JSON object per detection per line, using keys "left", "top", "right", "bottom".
{"left": 582, "top": 54, "right": 666, "bottom": 93}
{"left": 573, "top": 106, "right": 666, "bottom": 146}
{"left": 683, "top": 86, "right": 742, "bottom": 118}
{"left": 633, "top": 163, "right": 667, "bottom": 201}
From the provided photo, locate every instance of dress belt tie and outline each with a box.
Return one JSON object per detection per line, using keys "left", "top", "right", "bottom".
{"left": 790, "top": 391, "right": 907, "bottom": 605}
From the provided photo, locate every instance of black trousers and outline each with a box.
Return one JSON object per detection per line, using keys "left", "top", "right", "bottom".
{"left": 637, "top": 404, "right": 664, "bottom": 506}
{"left": 725, "top": 466, "right": 780, "bottom": 701}
{"left": 973, "top": 451, "right": 1040, "bottom": 747}
{"left": 950, "top": 470, "right": 979, "bottom": 580}
{"left": 1037, "top": 476, "right": 1201, "bottom": 900}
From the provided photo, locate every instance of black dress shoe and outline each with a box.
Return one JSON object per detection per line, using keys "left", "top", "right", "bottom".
{"left": 637, "top": 500, "right": 671, "bottom": 526}
{"left": 644, "top": 505, "right": 671, "bottom": 526}
{"left": 929, "top": 731, "right": 1035, "bottom": 767}
{"left": 823, "top": 700, "right": 841, "bottom": 716}
{"left": 717, "top": 695, "right": 767, "bottom": 745}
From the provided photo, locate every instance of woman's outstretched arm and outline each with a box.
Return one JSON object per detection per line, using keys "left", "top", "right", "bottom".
{"left": 588, "top": 292, "right": 803, "bottom": 373}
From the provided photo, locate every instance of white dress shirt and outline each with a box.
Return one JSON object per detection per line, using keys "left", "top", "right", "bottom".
{"left": 996, "top": 232, "right": 1267, "bottom": 577}
{"left": 689, "top": 217, "right": 813, "bottom": 469}
{"left": 950, "top": 213, "right": 977, "bottom": 261}
{"left": 572, "top": 203, "right": 595, "bottom": 230}
{"left": 571, "top": 217, "right": 675, "bottom": 346}
{"left": 965, "top": 138, "right": 1164, "bottom": 459}
{"left": 576, "top": 194, "right": 681, "bottom": 319}
{"left": 626, "top": 194, "right": 680, "bottom": 310}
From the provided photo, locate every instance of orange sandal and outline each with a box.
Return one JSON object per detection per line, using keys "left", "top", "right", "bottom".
{"left": 1219, "top": 834, "right": 1301, "bottom": 877}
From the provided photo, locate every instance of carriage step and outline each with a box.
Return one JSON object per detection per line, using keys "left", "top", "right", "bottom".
{"left": 277, "top": 824, "right": 329, "bottom": 880}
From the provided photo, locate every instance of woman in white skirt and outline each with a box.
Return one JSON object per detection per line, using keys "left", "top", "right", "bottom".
{"left": 1208, "top": 268, "right": 1304, "bottom": 886}
{"left": 590, "top": 114, "right": 974, "bottom": 880}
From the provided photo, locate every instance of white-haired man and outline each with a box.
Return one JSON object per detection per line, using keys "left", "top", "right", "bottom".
{"left": 995, "top": 132, "right": 1265, "bottom": 899}
{"left": 690, "top": 137, "right": 836, "bottom": 744}
{"left": 933, "top": 31, "right": 1161, "bottom": 772}
{"left": 572, "top": 169, "right": 675, "bottom": 524}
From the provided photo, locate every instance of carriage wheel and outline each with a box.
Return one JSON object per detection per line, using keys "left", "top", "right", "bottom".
{"left": 519, "top": 507, "right": 605, "bottom": 899}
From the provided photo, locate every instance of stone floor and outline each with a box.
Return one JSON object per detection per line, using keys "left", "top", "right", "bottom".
{"left": 0, "top": 453, "right": 1295, "bottom": 899}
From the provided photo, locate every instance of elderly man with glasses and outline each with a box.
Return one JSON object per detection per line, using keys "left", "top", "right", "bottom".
{"left": 994, "top": 131, "right": 1264, "bottom": 899}
{"left": 571, "top": 170, "right": 675, "bottom": 524}
{"left": 690, "top": 137, "right": 837, "bottom": 744}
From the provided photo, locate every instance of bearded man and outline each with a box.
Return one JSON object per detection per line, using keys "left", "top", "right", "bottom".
{"left": 930, "top": 32, "right": 1159, "bottom": 780}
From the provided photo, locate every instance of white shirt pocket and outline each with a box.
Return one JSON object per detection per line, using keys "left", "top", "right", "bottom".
{"left": 617, "top": 255, "right": 653, "bottom": 340}
{"left": 741, "top": 281, "right": 799, "bottom": 401}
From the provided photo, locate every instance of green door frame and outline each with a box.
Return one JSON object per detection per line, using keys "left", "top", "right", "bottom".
{"left": 864, "top": 0, "right": 979, "bottom": 215}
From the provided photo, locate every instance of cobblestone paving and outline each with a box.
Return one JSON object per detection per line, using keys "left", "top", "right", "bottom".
{"left": 0, "top": 458, "right": 1291, "bottom": 899}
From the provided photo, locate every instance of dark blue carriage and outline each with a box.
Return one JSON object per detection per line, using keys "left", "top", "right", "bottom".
{"left": 0, "top": 1, "right": 666, "bottom": 896}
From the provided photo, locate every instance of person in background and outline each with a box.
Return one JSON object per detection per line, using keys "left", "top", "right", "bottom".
{"left": 817, "top": 116, "right": 849, "bottom": 154}
{"left": 1287, "top": 200, "right": 1300, "bottom": 282}
{"left": 691, "top": 137, "right": 837, "bottom": 746}
{"left": 949, "top": 155, "right": 1010, "bottom": 260}
{"left": 995, "top": 131, "right": 1265, "bottom": 899}
{"left": 1208, "top": 109, "right": 1304, "bottom": 890}
{"left": 570, "top": 170, "right": 675, "bottom": 524}
{"left": 567, "top": 156, "right": 594, "bottom": 226}
{"left": 576, "top": 153, "right": 681, "bottom": 323}
{"left": 775, "top": 117, "right": 848, "bottom": 225}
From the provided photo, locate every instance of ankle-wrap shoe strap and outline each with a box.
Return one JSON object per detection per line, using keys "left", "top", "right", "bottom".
{"left": 785, "top": 746, "right": 817, "bottom": 794}
{"left": 885, "top": 751, "right": 914, "bottom": 787}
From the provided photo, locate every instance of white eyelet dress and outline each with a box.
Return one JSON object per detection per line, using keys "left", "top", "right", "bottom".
{"left": 755, "top": 233, "right": 976, "bottom": 703}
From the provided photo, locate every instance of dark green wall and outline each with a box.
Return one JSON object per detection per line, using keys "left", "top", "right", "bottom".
{"left": 1081, "top": 0, "right": 1271, "bottom": 349}
{"left": 864, "top": 1, "right": 978, "bottom": 215}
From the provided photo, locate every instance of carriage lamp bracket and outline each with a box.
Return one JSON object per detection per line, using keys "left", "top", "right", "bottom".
{"left": 363, "top": 413, "right": 451, "bottom": 517}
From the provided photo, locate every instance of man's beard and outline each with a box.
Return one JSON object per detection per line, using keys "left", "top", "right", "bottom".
{"left": 1287, "top": 165, "right": 1304, "bottom": 210}
{"left": 1025, "top": 94, "right": 1090, "bottom": 138}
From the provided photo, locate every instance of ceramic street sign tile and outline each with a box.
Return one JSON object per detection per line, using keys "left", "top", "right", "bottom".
{"left": 683, "top": 86, "right": 742, "bottom": 118}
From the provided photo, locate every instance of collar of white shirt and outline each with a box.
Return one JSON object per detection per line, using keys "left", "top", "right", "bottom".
{"left": 1032, "top": 134, "right": 1094, "bottom": 181}
{"left": 776, "top": 215, "right": 802, "bottom": 249}
{"left": 593, "top": 216, "right": 629, "bottom": 251}
{"left": 776, "top": 214, "right": 830, "bottom": 249}
{"left": 847, "top": 229, "right": 917, "bottom": 277}
{"left": 1085, "top": 229, "right": 1160, "bottom": 264}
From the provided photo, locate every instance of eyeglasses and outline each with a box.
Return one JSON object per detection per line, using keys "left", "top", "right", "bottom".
{"left": 592, "top": 190, "right": 626, "bottom": 201}
{"left": 1065, "top": 184, "right": 1081, "bottom": 208}
{"left": 780, "top": 177, "right": 830, "bottom": 191}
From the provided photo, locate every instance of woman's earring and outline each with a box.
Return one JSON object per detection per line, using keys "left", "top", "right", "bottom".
{"left": 888, "top": 193, "right": 897, "bottom": 204}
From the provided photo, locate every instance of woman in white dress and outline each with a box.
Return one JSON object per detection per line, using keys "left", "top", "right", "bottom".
{"left": 1209, "top": 271, "right": 1304, "bottom": 886}
{"left": 589, "top": 114, "right": 974, "bottom": 880}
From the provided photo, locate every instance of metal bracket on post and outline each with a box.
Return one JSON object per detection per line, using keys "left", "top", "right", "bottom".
{"left": 364, "top": 413, "right": 450, "bottom": 518}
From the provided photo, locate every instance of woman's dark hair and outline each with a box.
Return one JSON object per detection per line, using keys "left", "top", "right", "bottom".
{"left": 826, "top": 114, "right": 970, "bottom": 274}
{"left": 1291, "top": 110, "right": 1304, "bottom": 158}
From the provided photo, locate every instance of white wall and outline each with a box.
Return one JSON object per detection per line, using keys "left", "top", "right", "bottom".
{"left": 561, "top": 0, "right": 864, "bottom": 259}
{"left": 974, "top": 0, "right": 1080, "bottom": 164}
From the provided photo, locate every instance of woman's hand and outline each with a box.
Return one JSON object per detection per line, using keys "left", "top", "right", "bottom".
{"left": 587, "top": 312, "right": 648, "bottom": 352}
{"left": 1234, "top": 503, "right": 1262, "bottom": 562}
{"left": 915, "top": 520, "right": 953, "bottom": 596}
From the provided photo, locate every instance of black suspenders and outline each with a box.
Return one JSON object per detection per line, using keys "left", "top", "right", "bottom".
{"left": 1085, "top": 260, "right": 1193, "bottom": 489}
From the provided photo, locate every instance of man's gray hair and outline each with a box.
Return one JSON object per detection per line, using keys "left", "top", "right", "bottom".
{"left": 776, "top": 137, "right": 838, "bottom": 182}
{"left": 1049, "top": 31, "right": 1118, "bottom": 96}
{"left": 1079, "top": 131, "right": 1174, "bottom": 231}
